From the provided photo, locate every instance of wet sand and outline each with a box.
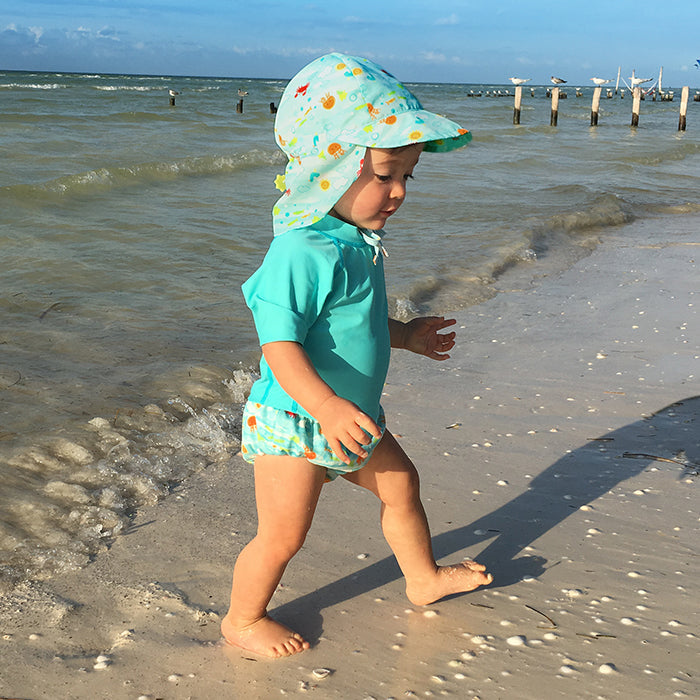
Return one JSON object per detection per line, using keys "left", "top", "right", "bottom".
{"left": 1, "top": 214, "right": 698, "bottom": 699}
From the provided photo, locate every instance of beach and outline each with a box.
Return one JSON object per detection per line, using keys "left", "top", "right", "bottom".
{"left": 1, "top": 213, "right": 697, "bottom": 699}
{"left": 3, "top": 71, "right": 700, "bottom": 593}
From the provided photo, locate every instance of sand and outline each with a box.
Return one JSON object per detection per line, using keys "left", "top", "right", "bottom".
{"left": 1, "top": 214, "right": 698, "bottom": 699}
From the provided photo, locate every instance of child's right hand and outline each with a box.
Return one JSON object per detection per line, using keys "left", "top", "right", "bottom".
{"left": 261, "top": 341, "right": 382, "bottom": 465}
{"left": 314, "top": 395, "right": 382, "bottom": 464}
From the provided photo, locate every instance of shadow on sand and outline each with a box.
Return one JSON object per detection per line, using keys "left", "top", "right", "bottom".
{"left": 273, "top": 396, "right": 698, "bottom": 644}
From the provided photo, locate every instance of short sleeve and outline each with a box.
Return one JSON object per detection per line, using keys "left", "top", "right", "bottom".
{"left": 241, "top": 230, "right": 336, "bottom": 346}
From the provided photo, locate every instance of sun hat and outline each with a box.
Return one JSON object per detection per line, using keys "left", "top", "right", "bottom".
{"left": 272, "top": 52, "right": 472, "bottom": 235}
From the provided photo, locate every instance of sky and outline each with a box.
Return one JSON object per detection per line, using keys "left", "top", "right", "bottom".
{"left": 2, "top": 1, "right": 700, "bottom": 86}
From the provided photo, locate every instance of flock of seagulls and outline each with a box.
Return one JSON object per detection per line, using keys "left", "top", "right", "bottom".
{"left": 509, "top": 76, "right": 568, "bottom": 86}
{"left": 509, "top": 75, "right": 652, "bottom": 88}
{"left": 167, "top": 88, "right": 250, "bottom": 98}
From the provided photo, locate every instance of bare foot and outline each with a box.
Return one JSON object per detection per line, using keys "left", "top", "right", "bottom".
{"left": 221, "top": 613, "right": 310, "bottom": 658}
{"left": 405, "top": 559, "right": 493, "bottom": 606}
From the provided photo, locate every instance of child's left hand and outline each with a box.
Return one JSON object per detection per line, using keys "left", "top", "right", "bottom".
{"left": 395, "top": 316, "right": 457, "bottom": 361}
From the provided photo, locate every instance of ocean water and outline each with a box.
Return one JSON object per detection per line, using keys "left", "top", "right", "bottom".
{"left": 1, "top": 71, "right": 699, "bottom": 589}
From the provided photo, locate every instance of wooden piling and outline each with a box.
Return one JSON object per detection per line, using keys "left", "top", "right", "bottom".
{"left": 169, "top": 96, "right": 175, "bottom": 106}
{"left": 550, "top": 87, "right": 559, "bottom": 126}
{"left": 236, "top": 99, "right": 243, "bottom": 114}
{"left": 269, "top": 101, "right": 277, "bottom": 114}
{"left": 590, "top": 86, "right": 602, "bottom": 126}
{"left": 513, "top": 85, "right": 522, "bottom": 125}
{"left": 631, "top": 87, "right": 641, "bottom": 127}
{"left": 679, "top": 86, "right": 689, "bottom": 131}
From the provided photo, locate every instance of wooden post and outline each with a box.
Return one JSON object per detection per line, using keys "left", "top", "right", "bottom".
{"left": 631, "top": 87, "right": 641, "bottom": 127}
{"left": 236, "top": 99, "right": 243, "bottom": 114}
{"left": 169, "top": 96, "right": 176, "bottom": 106}
{"left": 550, "top": 87, "right": 559, "bottom": 126}
{"left": 590, "top": 86, "right": 602, "bottom": 126}
{"left": 679, "top": 86, "right": 689, "bottom": 131}
{"left": 513, "top": 85, "right": 522, "bottom": 125}
{"left": 269, "top": 102, "right": 277, "bottom": 114}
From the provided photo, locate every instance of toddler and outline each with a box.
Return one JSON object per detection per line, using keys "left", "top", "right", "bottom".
{"left": 221, "top": 53, "right": 492, "bottom": 658}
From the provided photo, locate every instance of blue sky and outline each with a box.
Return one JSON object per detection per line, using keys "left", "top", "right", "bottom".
{"left": 2, "top": 1, "right": 699, "bottom": 86}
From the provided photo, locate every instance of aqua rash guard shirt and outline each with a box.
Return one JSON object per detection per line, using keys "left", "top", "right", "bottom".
{"left": 242, "top": 215, "right": 390, "bottom": 422}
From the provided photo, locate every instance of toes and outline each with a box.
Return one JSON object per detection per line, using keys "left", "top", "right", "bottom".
{"left": 463, "top": 559, "right": 486, "bottom": 571}
{"left": 276, "top": 634, "right": 308, "bottom": 656}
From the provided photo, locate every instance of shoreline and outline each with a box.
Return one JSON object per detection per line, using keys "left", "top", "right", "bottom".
{"left": 1, "top": 214, "right": 698, "bottom": 699}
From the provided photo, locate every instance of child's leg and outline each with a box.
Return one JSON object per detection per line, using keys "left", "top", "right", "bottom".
{"left": 343, "top": 431, "right": 492, "bottom": 605}
{"left": 221, "top": 454, "right": 326, "bottom": 657}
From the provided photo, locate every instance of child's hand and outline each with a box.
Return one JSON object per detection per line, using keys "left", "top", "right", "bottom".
{"left": 399, "top": 316, "right": 457, "bottom": 360}
{"left": 314, "top": 395, "right": 382, "bottom": 465}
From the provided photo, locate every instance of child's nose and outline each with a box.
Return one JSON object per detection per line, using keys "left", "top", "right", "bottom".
{"left": 390, "top": 180, "right": 406, "bottom": 200}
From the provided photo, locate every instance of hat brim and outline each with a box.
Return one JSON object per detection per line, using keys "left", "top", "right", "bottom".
{"left": 343, "top": 108, "right": 472, "bottom": 153}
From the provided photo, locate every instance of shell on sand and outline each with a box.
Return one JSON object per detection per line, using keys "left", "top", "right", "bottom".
{"left": 312, "top": 668, "right": 332, "bottom": 679}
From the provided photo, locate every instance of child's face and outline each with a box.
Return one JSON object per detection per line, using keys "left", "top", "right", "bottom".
{"left": 330, "top": 144, "right": 423, "bottom": 230}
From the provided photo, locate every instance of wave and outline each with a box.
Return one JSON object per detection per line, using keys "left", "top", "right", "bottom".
{"left": 396, "top": 193, "right": 636, "bottom": 315}
{"left": 0, "top": 370, "right": 255, "bottom": 593}
{"left": 0, "top": 82, "right": 67, "bottom": 90}
{"left": 484, "top": 193, "right": 635, "bottom": 281}
{"left": 624, "top": 140, "right": 700, "bottom": 166}
{"left": 90, "top": 84, "right": 235, "bottom": 93}
{"left": 93, "top": 85, "right": 161, "bottom": 92}
{"left": 1, "top": 150, "right": 285, "bottom": 203}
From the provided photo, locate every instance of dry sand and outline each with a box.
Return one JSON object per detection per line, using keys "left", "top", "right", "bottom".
{"left": 1, "top": 214, "right": 698, "bottom": 699}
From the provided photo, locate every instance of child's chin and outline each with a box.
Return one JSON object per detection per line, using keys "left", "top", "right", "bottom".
{"left": 364, "top": 216, "right": 390, "bottom": 229}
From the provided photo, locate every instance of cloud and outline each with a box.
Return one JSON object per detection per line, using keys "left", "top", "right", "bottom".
{"left": 1, "top": 24, "right": 43, "bottom": 51}
{"left": 97, "top": 26, "right": 121, "bottom": 41}
{"left": 435, "top": 13, "right": 459, "bottom": 26}
{"left": 66, "top": 25, "right": 122, "bottom": 42}
{"left": 421, "top": 51, "right": 447, "bottom": 63}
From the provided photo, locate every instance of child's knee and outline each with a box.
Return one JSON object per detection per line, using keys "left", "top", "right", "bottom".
{"left": 380, "top": 463, "right": 421, "bottom": 507}
{"left": 256, "top": 529, "right": 309, "bottom": 562}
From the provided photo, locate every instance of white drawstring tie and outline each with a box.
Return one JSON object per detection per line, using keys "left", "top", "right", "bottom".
{"left": 359, "top": 229, "right": 388, "bottom": 265}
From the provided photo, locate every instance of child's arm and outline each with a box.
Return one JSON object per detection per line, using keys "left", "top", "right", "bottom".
{"left": 261, "top": 341, "right": 382, "bottom": 465}
{"left": 389, "top": 316, "right": 457, "bottom": 361}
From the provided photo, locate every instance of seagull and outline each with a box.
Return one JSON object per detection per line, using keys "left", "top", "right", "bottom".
{"left": 590, "top": 77, "right": 611, "bottom": 86}
{"left": 238, "top": 88, "right": 249, "bottom": 97}
{"left": 509, "top": 77, "right": 531, "bottom": 85}
{"left": 629, "top": 76, "right": 652, "bottom": 86}
{"left": 550, "top": 76, "right": 567, "bottom": 85}
{"left": 168, "top": 89, "right": 180, "bottom": 96}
